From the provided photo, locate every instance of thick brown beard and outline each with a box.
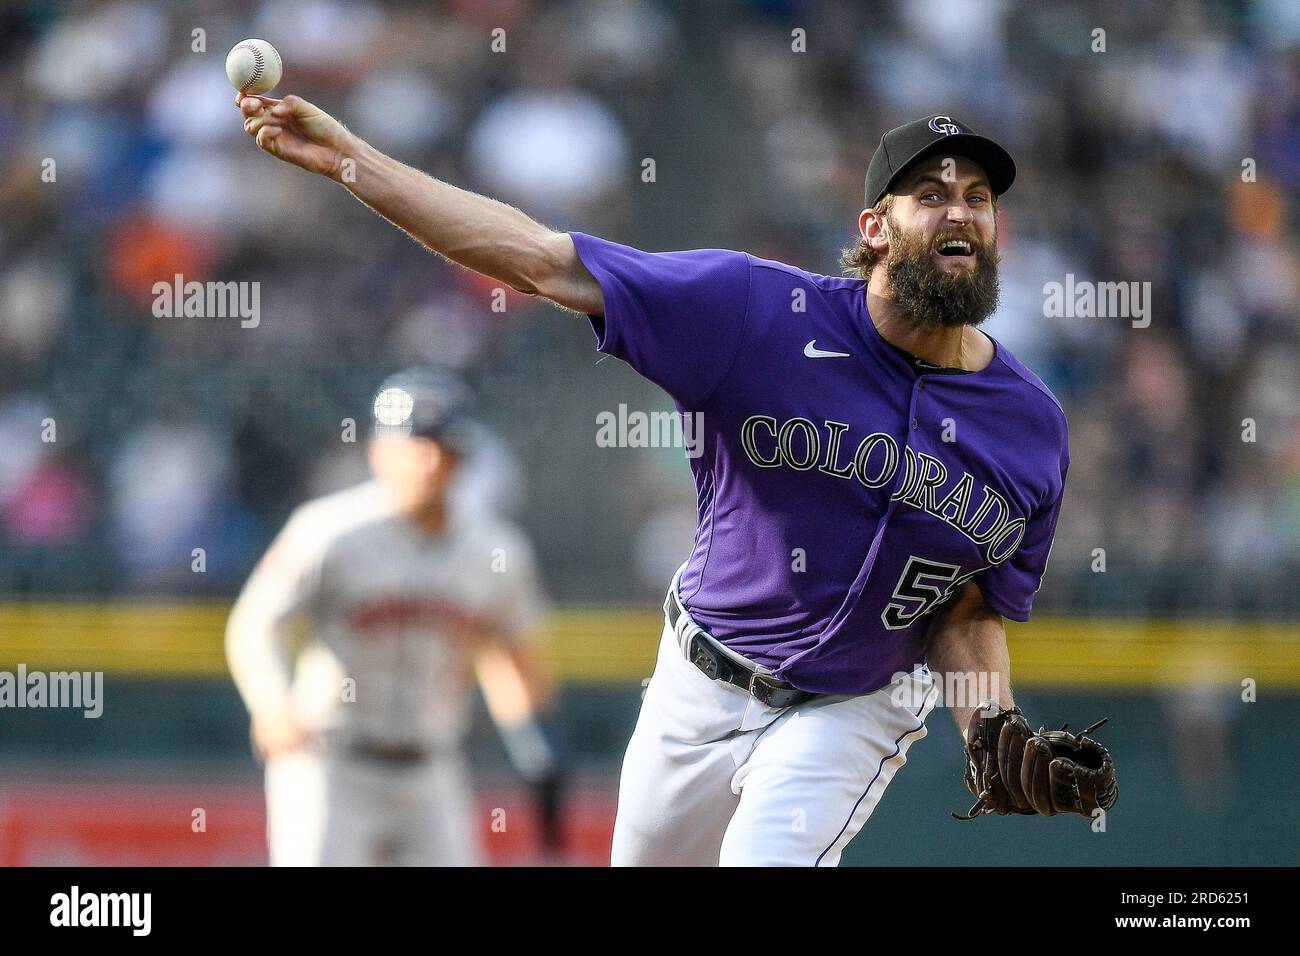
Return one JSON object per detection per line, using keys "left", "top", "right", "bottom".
{"left": 883, "top": 216, "right": 1002, "bottom": 329}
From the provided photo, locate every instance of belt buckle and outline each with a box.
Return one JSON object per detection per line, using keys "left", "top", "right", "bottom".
{"left": 747, "top": 672, "right": 773, "bottom": 706}
{"left": 690, "top": 637, "right": 722, "bottom": 681}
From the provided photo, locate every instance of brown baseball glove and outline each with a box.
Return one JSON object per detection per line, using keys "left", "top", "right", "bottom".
{"left": 954, "top": 703, "right": 1118, "bottom": 820}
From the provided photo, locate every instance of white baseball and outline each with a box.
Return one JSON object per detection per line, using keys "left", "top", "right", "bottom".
{"left": 226, "top": 38, "right": 282, "bottom": 95}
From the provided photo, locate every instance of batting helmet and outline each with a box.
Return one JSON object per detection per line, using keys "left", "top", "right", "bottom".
{"left": 370, "top": 366, "right": 476, "bottom": 454}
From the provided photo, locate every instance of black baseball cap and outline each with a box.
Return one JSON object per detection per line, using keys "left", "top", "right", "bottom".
{"left": 371, "top": 366, "right": 475, "bottom": 452}
{"left": 864, "top": 114, "right": 1016, "bottom": 209}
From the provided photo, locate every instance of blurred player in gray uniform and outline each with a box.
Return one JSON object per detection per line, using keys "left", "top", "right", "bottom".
{"left": 226, "top": 368, "right": 560, "bottom": 866}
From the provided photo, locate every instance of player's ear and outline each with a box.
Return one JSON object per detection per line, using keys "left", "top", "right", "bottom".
{"left": 860, "top": 208, "right": 889, "bottom": 252}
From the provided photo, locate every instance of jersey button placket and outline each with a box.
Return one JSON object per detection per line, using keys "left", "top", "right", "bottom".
{"left": 880, "top": 378, "right": 928, "bottom": 528}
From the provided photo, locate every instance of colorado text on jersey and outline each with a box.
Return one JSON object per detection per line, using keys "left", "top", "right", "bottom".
{"left": 738, "top": 415, "right": 1027, "bottom": 566}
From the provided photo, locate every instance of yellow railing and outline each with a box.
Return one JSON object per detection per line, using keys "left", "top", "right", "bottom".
{"left": 0, "top": 603, "right": 1296, "bottom": 687}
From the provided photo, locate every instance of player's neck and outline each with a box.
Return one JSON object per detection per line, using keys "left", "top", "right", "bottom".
{"left": 403, "top": 498, "right": 450, "bottom": 537}
{"left": 866, "top": 287, "right": 994, "bottom": 372}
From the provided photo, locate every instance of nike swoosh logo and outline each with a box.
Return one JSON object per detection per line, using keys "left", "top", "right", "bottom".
{"left": 804, "top": 340, "right": 851, "bottom": 359}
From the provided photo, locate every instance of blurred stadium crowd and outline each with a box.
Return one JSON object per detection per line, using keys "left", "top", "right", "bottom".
{"left": 0, "top": 0, "right": 1297, "bottom": 614}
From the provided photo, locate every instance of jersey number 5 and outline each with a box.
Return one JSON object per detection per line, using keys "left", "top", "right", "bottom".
{"left": 881, "top": 556, "right": 975, "bottom": 630}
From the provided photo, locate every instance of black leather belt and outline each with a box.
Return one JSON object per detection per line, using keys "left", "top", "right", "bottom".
{"left": 347, "top": 740, "right": 431, "bottom": 764}
{"left": 664, "top": 589, "right": 817, "bottom": 709}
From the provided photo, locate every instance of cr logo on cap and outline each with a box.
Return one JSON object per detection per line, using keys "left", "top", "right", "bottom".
{"left": 929, "top": 115, "right": 961, "bottom": 135}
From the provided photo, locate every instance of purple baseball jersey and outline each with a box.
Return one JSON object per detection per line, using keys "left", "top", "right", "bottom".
{"left": 569, "top": 231, "right": 1069, "bottom": 696}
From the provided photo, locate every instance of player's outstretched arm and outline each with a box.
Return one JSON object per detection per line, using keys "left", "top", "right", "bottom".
{"left": 237, "top": 94, "right": 604, "bottom": 316}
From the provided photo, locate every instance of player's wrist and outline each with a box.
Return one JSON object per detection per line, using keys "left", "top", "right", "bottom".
{"left": 500, "top": 715, "right": 558, "bottom": 782}
{"left": 331, "top": 132, "right": 382, "bottom": 187}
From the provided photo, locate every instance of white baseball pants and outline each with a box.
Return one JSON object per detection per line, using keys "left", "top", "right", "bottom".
{"left": 611, "top": 619, "right": 937, "bottom": 867}
{"left": 265, "top": 747, "right": 483, "bottom": 866}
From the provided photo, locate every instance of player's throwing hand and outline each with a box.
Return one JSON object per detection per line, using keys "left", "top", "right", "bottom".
{"left": 237, "top": 93, "right": 352, "bottom": 179}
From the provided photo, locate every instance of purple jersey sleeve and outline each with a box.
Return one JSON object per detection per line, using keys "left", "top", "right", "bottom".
{"left": 568, "top": 231, "right": 752, "bottom": 409}
{"left": 975, "top": 486, "right": 1065, "bottom": 622}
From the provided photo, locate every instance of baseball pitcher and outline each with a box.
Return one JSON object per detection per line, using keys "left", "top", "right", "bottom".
{"left": 226, "top": 368, "right": 561, "bottom": 866}
{"left": 236, "top": 92, "right": 1116, "bottom": 865}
